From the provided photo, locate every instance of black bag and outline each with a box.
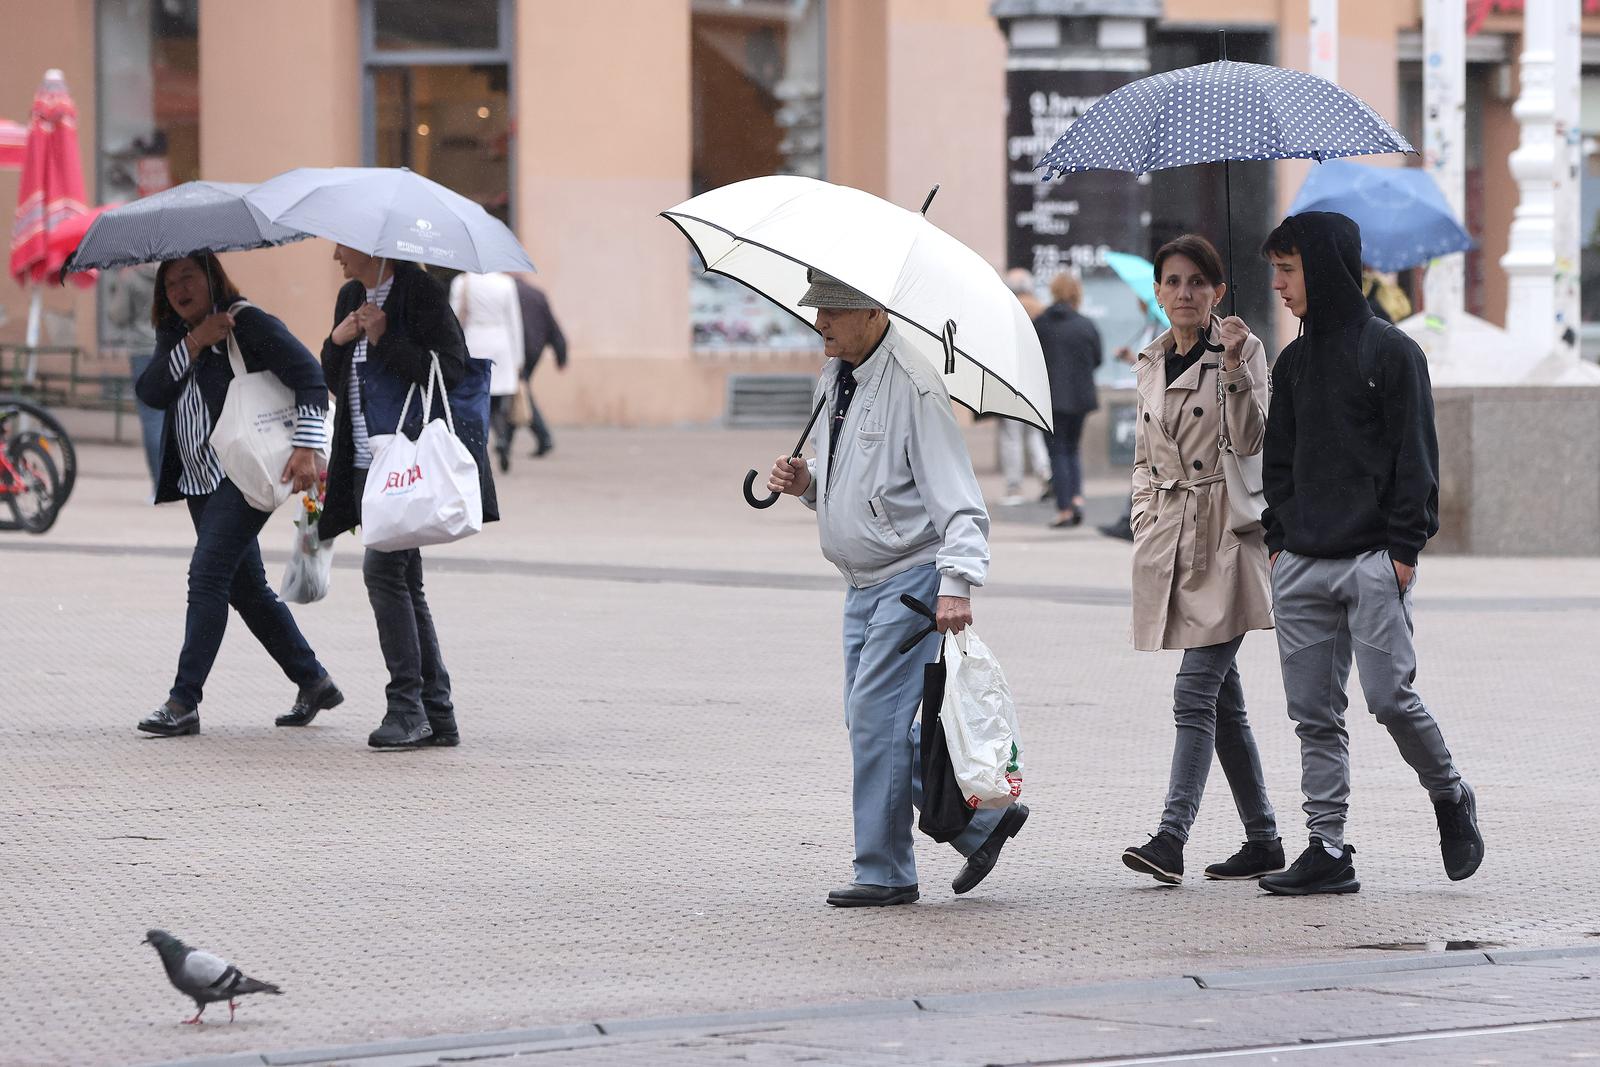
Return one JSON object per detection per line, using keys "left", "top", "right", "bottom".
{"left": 899, "top": 595, "right": 974, "bottom": 844}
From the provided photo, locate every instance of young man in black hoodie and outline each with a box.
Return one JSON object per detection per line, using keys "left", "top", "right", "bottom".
{"left": 1256, "top": 211, "right": 1483, "bottom": 896}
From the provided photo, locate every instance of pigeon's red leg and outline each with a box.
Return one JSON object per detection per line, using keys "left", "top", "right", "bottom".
{"left": 229, "top": 1000, "right": 237, "bottom": 1022}
{"left": 182, "top": 1004, "right": 206, "bottom": 1025}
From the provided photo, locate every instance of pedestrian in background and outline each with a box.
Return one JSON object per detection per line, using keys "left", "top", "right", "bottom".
{"left": 513, "top": 272, "right": 567, "bottom": 458}
{"left": 1120, "top": 234, "right": 1282, "bottom": 886}
{"left": 1258, "top": 212, "right": 1481, "bottom": 896}
{"left": 133, "top": 253, "right": 342, "bottom": 738}
{"left": 998, "top": 268, "right": 1052, "bottom": 505}
{"left": 1034, "top": 272, "right": 1102, "bottom": 528}
{"left": 449, "top": 270, "right": 524, "bottom": 472}
{"left": 766, "top": 269, "right": 1028, "bottom": 909}
{"left": 321, "top": 248, "right": 497, "bottom": 749}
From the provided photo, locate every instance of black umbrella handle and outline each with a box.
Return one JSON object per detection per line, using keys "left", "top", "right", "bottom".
{"left": 743, "top": 394, "right": 829, "bottom": 510}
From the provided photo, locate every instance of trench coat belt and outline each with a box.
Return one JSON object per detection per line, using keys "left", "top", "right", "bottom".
{"left": 1155, "top": 472, "right": 1226, "bottom": 586}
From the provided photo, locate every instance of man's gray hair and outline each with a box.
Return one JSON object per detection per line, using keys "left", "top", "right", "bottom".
{"left": 1003, "top": 267, "right": 1035, "bottom": 296}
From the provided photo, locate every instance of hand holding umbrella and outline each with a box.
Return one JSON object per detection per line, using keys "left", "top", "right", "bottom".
{"left": 747, "top": 398, "right": 828, "bottom": 508}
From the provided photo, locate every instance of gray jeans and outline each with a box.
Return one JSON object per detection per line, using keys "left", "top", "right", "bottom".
{"left": 1272, "top": 549, "right": 1461, "bottom": 847}
{"left": 1158, "top": 634, "right": 1278, "bottom": 844}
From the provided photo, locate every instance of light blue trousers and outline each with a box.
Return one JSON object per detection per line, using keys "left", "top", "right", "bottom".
{"left": 842, "top": 563, "right": 1005, "bottom": 887}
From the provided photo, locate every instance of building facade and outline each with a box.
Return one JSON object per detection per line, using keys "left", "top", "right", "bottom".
{"left": 2, "top": 0, "right": 1597, "bottom": 426}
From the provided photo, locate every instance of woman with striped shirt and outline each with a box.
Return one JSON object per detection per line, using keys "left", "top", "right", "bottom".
{"left": 133, "top": 253, "right": 342, "bottom": 738}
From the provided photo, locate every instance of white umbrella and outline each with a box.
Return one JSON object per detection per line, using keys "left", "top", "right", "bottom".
{"left": 662, "top": 176, "right": 1051, "bottom": 433}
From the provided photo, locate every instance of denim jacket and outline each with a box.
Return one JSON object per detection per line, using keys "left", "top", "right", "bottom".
{"left": 798, "top": 324, "right": 990, "bottom": 597}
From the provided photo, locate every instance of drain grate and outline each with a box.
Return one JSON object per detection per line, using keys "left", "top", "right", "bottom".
{"left": 725, "top": 373, "right": 817, "bottom": 427}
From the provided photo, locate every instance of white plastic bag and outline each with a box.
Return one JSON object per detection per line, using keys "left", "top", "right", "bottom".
{"left": 361, "top": 354, "right": 482, "bottom": 552}
{"left": 940, "top": 628, "right": 1024, "bottom": 810}
{"left": 280, "top": 499, "right": 333, "bottom": 604}
{"left": 210, "top": 301, "right": 304, "bottom": 513}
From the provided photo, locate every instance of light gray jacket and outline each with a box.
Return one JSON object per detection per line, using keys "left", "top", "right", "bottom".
{"left": 797, "top": 324, "right": 990, "bottom": 597}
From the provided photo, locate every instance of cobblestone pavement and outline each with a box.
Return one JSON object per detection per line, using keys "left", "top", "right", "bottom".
{"left": 3, "top": 428, "right": 1598, "bottom": 1067}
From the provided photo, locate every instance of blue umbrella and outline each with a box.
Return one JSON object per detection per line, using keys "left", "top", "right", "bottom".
{"left": 1102, "top": 251, "right": 1169, "bottom": 329}
{"left": 1288, "top": 159, "right": 1474, "bottom": 271}
{"left": 244, "top": 167, "right": 534, "bottom": 274}
{"left": 1035, "top": 60, "right": 1412, "bottom": 178}
{"left": 62, "top": 180, "right": 309, "bottom": 273}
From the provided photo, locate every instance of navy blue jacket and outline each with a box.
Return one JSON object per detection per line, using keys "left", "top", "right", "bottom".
{"left": 1034, "top": 301, "right": 1104, "bottom": 416}
{"left": 135, "top": 298, "right": 328, "bottom": 504}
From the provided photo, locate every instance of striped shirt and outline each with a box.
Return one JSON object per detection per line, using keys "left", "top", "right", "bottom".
{"left": 348, "top": 277, "right": 394, "bottom": 470}
{"left": 166, "top": 316, "right": 329, "bottom": 497}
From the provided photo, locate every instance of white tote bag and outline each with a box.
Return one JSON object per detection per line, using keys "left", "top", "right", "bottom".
{"left": 361, "top": 354, "right": 483, "bottom": 552}
{"left": 940, "top": 628, "right": 1024, "bottom": 810}
{"left": 209, "top": 301, "right": 310, "bottom": 513}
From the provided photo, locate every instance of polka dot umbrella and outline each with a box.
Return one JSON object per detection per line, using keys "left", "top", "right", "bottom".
{"left": 1034, "top": 41, "right": 1415, "bottom": 327}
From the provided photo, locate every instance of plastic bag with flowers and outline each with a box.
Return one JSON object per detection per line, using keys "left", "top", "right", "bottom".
{"left": 279, "top": 482, "right": 333, "bottom": 604}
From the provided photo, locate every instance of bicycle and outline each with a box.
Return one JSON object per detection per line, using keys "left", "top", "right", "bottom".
{"left": 0, "top": 395, "right": 77, "bottom": 533}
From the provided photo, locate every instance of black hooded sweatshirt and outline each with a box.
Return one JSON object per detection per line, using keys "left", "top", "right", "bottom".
{"left": 1261, "top": 211, "right": 1439, "bottom": 567}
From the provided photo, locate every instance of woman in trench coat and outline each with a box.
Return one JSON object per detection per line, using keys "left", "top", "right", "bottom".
{"left": 1119, "top": 234, "right": 1282, "bottom": 886}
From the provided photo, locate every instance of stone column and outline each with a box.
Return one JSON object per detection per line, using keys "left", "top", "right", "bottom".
{"left": 1500, "top": 0, "right": 1556, "bottom": 360}
{"left": 1422, "top": 0, "right": 1466, "bottom": 336}
{"left": 990, "top": 0, "right": 1161, "bottom": 282}
{"left": 1552, "top": 0, "right": 1583, "bottom": 366}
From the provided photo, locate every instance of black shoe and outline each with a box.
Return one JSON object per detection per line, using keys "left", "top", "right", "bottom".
{"left": 422, "top": 720, "right": 460, "bottom": 747}
{"left": 496, "top": 447, "right": 510, "bottom": 473}
{"left": 367, "top": 711, "right": 433, "bottom": 749}
{"left": 1205, "top": 838, "right": 1287, "bottom": 880}
{"left": 1098, "top": 520, "right": 1135, "bottom": 543}
{"left": 1037, "top": 481, "right": 1053, "bottom": 502}
{"left": 826, "top": 883, "right": 919, "bottom": 908}
{"left": 275, "top": 676, "right": 345, "bottom": 727}
{"left": 531, "top": 441, "right": 553, "bottom": 458}
{"left": 1122, "top": 831, "right": 1184, "bottom": 885}
{"left": 1260, "top": 839, "right": 1360, "bottom": 895}
{"left": 137, "top": 702, "right": 199, "bottom": 737}
{"left": 1435, "top": 781, "right": 1484, "bottom": 881}
{"left": 952, "top": 803, "right": 1029, "bottom": 895}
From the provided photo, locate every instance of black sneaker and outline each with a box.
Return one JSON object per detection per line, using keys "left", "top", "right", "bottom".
{"left": 1122, "top": 832, "right": 1184, "bottom": 885}
{"left": 368, "top": 711, "right": 433, "bottom": 749}
{"left": 1260, "top": 839, "right": 1360, "bottom": 895}
{"left": 1205, "top": 838, "right": 1286, "bottom": 880}
{"left": 1435, "top": 781, "right": 1484, "bottom": 881}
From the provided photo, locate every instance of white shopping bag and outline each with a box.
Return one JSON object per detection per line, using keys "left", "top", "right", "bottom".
{"left": 279, "top": 498, "right": 333, "bottom": 604}
{"left": 209, "top": 301, "right": 307, "bottom": 513}
{"left": 940, "top": 628, "right": 1024, "bottom": 810}
{"left": 361, "top": 354, "right": 482, "bottom": 552}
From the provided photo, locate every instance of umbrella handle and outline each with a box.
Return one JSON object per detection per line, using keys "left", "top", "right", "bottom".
{"left": 743, "top": 394, "right": 829, "bottom": 511}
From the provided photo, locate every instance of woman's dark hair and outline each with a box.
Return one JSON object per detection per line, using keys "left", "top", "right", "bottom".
{"left": 1260, "top": 220, "right": 1300, "bottom": 259}
{"left": 1152, "top": 234, "right": 1225, "bottom": 287}
{"left": 150, "top": 252, "right": 241, "bottom": 328}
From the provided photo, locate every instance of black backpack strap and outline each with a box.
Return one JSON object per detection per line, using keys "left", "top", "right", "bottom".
{"left": 1357, "top": 316, "right": 1390, "bottom": 393}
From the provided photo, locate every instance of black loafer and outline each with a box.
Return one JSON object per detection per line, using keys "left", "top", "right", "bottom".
{"left": 368, "top": 713, "right": 433, "bottom": 749}
{"left": 826, "top": 883, "right": 919, "bottom": 908}
{"left": 276, "top": 677, "right": 345, "bottom": 727}
{"left": 952, "top": 803, "right": 1029, "bottom": 895}
{"left": 138, "top": 704, "right": 199, "bottom": 737}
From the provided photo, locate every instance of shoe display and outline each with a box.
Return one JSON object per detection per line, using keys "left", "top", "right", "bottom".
{"left": 1260, "top": 839, "right": 1360, "bottom": 895}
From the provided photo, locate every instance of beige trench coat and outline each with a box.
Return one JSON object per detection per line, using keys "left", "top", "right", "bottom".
{"left": 1129, "top": 320, "right": 1273, "bottom": 652}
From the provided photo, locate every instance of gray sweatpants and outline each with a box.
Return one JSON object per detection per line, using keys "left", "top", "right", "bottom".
{"left": 1272, "top": 549, "right": 1462, "bottom": 847}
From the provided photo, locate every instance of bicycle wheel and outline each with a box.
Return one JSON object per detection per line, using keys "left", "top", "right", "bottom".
{"left": 0, "top": 395, "right": 76, "bottom": 507}
{"left": 2, "top": 433, "right": 62, "bottom": 533}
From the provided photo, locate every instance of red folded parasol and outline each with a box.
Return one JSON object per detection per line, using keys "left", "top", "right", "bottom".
{"left": 10, "top": 70, "right": 90, "bottom": 287}
{"left": 0, "top": 119, "right": 26, "bottom": 171}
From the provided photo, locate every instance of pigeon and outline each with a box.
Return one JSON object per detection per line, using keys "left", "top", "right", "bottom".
{"left": 143, "top": 929, "right": 283, "bottom": 1024}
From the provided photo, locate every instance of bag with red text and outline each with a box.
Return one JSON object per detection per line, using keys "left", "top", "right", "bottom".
{"left": 940, "top": 628, "right": 1024, "bottom": 810}
{"left": 361, "top": 353, "right": 482, "bottom": 552}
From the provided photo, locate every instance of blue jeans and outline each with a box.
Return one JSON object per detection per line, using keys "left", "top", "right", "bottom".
{"left": 1157, "top": 634, "right": 1278, "bottom": 843}
{"left": 170, "top": 478, "right": 326, "bottom": 709}
{"left": 842, "top": 563, "right": 1005, "bottom": 887}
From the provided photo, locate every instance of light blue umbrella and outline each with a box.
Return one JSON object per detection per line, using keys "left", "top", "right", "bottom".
{"left": 63, "top": 180, "right": 309, "bottom": 273}
{"left": 1288, "top": 159, "right": 1475, "bottom": 271}
{"left": 1102, "top": 251, "right": 1169, "bottom": 329}
{"left": 244, "top": 166, "right": 534, "bottom": 273}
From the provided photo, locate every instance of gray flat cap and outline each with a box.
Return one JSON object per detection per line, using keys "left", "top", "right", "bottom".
{"left": 796, "top": 268, "right": 882, "bottom": 311}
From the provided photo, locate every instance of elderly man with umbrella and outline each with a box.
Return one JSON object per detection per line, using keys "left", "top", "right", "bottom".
{"left": 666, "top": 177, "right": 1044, "bottom": 907}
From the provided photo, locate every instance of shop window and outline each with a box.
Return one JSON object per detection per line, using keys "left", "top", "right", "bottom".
{"left": 95, "top": 0, "right": 200, "bottom": 353}
{"left": 689, "top": 0, "right": 824, "bottom": 351}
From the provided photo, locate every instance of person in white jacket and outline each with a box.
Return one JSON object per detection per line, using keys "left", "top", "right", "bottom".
{"left": 449, "top": 271, "right": 524, "bottom": 471}
{"left": 766, "top": 270, "right": 1030, "bottom": 909}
